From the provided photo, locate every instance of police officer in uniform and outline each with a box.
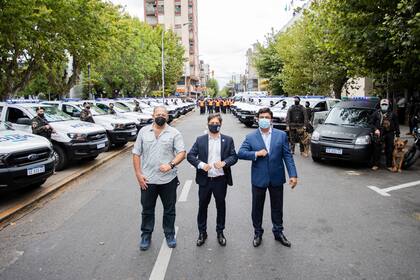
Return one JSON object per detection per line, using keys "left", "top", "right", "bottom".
{"left": 80, "top": 102, "right": 95, "bottom": 123}
{"left": 109, "top": 103, "right": 117, "bottom": 115}
{"left": 370, "top": 99, "right": 400, "bottom": 171}
{"left": 199, "top": 99, "right": 206, "bottom": 115}
{"left": 32, "top": 107, "right": 54, "bottom": 140}
{"left": 286, "top": 96, "right": 308, "bottom": 156}
{"left": 133, "top": 100, "right": 141, "bottom": 112}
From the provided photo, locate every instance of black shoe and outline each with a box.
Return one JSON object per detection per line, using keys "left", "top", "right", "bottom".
{"left": 253, "top": 235, "right": 262, "bottom": 247}
{"left": 139, "top": 235, "right": 151, "bottom": 251}
{"left": 217, "top": 232, "right": 226, "bottom": 246}
{"left": 196, "top": 232, "right": 207, "bottom": 247}
{"left": 274, "top": 232, "right": 291, "bottom": 247}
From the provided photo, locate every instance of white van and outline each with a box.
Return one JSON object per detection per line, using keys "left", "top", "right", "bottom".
{"left": 44, "top": 101, "right": 137, "bottom": 147}
{"left": 0, "top": 102, "right": 109, "bottom": 171}
{"left": 0, "top": 121, "right": 55, "bottom": 191}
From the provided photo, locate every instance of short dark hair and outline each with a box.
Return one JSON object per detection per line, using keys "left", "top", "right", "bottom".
{"left": 208, "top": 113, "right": 222, "bottom": 124}
{"left": 257, "top": 107, "right": 273, "bottom": 118}
{"left": 36, "top": 106, "right": 45, "bottom": 112}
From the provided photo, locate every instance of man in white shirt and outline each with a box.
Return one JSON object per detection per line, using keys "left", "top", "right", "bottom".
{"left": 187, "top": 114, "right": 238, "bottom": 246}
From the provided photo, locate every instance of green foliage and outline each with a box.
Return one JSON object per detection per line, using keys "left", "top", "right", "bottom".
{"left": 206, "top": 78, "right": 219, "bottom": 97}
{"left": 0, "top": 0, "right": 185, "bottom": 100}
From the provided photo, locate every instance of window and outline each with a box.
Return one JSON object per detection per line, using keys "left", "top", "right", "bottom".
{"left": 63, "top": 105, "right": 78, "bottom": 116}
{"left": 175, "top": 3, "right": 181, "bottom": 16}
{"left": 314, "top": 101, "right": 327, "bottom": 112}
{"left": 96, "top": 103, "right": 109, "bottom": 112}
{"left": 0, "top": 105, "right": 3, "bottom": 117}
{"left": 6, "top": 107, "right": 29, "bottom": 123}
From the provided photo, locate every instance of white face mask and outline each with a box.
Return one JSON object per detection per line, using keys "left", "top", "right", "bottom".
{"left": 381, "top": 105, "right": 389, "bottom": 112}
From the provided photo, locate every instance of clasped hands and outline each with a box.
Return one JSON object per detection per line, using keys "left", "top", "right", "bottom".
{"left": 202, "top": 161, "right": 226, "bottom": 172}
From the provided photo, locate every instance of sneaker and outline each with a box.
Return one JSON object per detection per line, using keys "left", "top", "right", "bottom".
{"left": 139, "top": 235, "right": 151, "bottom": 251}
{"left": 166, "top": 235, "right": 177, "bottom": 248}
{"left": 371, "top": 166, "right": 379, "bottom": 171}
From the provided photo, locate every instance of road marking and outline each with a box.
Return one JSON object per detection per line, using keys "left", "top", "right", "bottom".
{"left": 178, "top": 180, "right": 192, "bottom": 202}
{"left": 149, "top": 226, "right": 179, "bottom": 280}
{"left": 368, "top": 180, "right": 420, "bottom": 197}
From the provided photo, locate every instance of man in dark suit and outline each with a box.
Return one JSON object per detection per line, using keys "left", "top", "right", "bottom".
{"left": 238, "top": 107, "right": 298, "bottom": 248}
{"left": 187, "top": 114, "right": 238, "bottom": 246}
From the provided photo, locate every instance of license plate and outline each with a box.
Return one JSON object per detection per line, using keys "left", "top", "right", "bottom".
{"left": 97, "top": 143, "right": 106, "bottom": 149}
{"left": 326, "top": 147, "right": 343, "bottom": 155}
{"left": 131, "top": 131, "right": 136, "bottom": 136}
{"left": 27, "top": 165, "right": 45, "bottom": 176}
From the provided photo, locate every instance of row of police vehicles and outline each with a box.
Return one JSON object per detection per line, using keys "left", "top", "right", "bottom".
{"left": 0, "top": 98, "right": 195, "bottom": 192}
{"left": 231, "top": 94, "right": 419, "bottom": 168}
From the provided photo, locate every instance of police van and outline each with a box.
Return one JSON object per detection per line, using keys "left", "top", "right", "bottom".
{"left": 311, "top": 97, "right": 379, "bottom": 163}
{"left": 43, "top": 101, "right": 137, "bottom": 147}
{"left": 0, "top": 101, "right": 108, "bottom": 171}
{"left": 92, "top": 99, "right": 153, "bottom": 130}
{"left": 0, "top": 121, "right": 55, "bottom": 191}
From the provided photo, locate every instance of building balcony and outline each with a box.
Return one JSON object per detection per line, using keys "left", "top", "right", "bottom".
{"left": 145, "top": 6, "right": 156, "bottom": 16}
{"left": 145, "top": 16, "right": 158, "bottom": 25}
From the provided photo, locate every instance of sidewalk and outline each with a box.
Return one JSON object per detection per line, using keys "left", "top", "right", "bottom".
{"left": 0, "top": 143, "right": 134, "bottom": 226}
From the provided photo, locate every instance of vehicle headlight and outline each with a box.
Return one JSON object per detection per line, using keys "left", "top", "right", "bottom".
{"left": 355, "top": 135, "right": 371, "bottom": 145}
{"left": 311, "top": 131, "right": 320, "bottom": 141}
{"left": 111, "top": 123, "right": 125, "bottom": 129}
{"left": 417, "top": 127, "right": 420, "bottom": 134}
{"left": 0, "top": 153, "right": 9, "bottom": 167}
{"left": 67, "top": 133, "right": 87, "bottom": 141}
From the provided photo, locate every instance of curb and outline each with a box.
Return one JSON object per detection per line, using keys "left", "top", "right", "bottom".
{"left": 0, "top": 143, "right": 134, "bottom": 226}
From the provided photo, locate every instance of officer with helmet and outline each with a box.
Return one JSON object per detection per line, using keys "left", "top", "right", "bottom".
{"left": 286, "top": 96, "right": 308, "bottom": 156}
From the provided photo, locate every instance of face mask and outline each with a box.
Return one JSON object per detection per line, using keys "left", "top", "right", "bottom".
{"left": 86, "top": 106, "right": 91, "bottom": 110}
{"left": 294, "top": 100, "right": 300, "bottom": 105}
{"left": 155, "top": 116, "right": 167, "bottom": 127}
{"left": 38, "top": 113, "right": 44, "bottom": 118}
{"left": 258, "top": 118, "right": 271, "bottom": 129}
{"left": 208, "top": 124, "right": 221, "bottom": 134}
{"left": 381, "top": 105, "right": 389, "bottom": 112}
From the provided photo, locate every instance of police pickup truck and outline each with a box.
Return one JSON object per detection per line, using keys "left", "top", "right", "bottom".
{"left": 92, "top": 99, "right": 153, "bottom": 130}
{"left": 0, "top": 121, "right": 55, "bottom": 191}
{"left": 311, "top": 97, "right": 379, "bottom": 163}
{"left": 43, "top": 101, "right": 137, "bottom": 147}
{"left": 0, "top": 101, "right": 108, "bottom": 171}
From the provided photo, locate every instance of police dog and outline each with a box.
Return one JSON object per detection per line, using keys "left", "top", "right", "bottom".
{"left": 392, "top": 138, "right": 408, "bottom": 172}
{"left": 301, "top": 130, "right": 311, "bottom": 157}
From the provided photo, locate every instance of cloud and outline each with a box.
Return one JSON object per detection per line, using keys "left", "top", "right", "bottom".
{"left": 110, "top": 0, "right": 300, "bottom": 87}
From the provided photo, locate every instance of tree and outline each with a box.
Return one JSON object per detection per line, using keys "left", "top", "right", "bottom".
{"left": 206, "top": 78, "right": 219, "bottom": 97}
{"left": 252, "top": 32, "right": 285, "bottom": 95}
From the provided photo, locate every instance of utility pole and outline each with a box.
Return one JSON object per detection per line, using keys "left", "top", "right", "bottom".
{"left": 161, "top": 28, "right": 165, "bottom": 100}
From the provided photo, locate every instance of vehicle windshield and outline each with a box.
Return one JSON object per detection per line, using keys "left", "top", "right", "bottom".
{"left": 28, "top": 106, "right": 73, "bottom": 122}
{"left": 118, "top": 101, "right": 135, "bottom": 111}
{"left": 76, "top": 104, "right": 107, "bottom": 116}
{"left": 325, "top": 107, "right": 373, "bottom": 128}
{"left": 113, "top": 102, "right": 130, "bottom": 112}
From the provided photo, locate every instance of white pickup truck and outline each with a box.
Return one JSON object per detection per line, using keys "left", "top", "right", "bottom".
{"left": 0, "top": 102, "right": 108, "bottom": 171}
{"left": 0, "top": 121, "right": 55, "bottom": 191}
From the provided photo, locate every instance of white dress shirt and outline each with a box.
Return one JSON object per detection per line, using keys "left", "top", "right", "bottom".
{"left": 198, "top": 134, "right": 225, "bottom": 177}
{"left": 255, "top": 128, "right": 272, "bottom": 160}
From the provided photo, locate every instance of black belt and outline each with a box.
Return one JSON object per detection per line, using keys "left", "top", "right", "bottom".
{"left": 208, "top": 175, "right": 226, "bottom": 182}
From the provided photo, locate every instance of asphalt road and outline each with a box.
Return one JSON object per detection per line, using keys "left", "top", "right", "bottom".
{"left": 1, "top": 110, "right": 419, "bottom": 280}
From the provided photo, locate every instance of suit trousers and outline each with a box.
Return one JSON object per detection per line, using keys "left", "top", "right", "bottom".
{"left": 252, "top": 185, "right": 284, "bottom": 236}
{"left": 140, "top": 177, "right": 178, "bottom": 238}
{"left": 197, "top": 176, "right": 228, "bottom": 234}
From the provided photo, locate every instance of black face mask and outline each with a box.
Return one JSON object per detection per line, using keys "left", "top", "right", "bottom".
{"left": 86, "top": 106, "right": 91, "bottom": 110}
{"left": 294, "top": 101, "right": 300, "bottom": 105}
{"left": 208, "top": 124, "right": 221, "bottom": 134}
{"left": 38, "top": 113, "right": 44, "bottom": 118}
{"left": 155, "top": 116, "right": 167, "bottom": 127}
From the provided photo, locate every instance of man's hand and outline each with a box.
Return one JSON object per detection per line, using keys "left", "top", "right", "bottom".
{"left": 202, "top": 164, "right": 211, "bottom": 172}
{"left": 214, "top": 161, "right": 226, "bottom": 169}
{"left": 375, "top": 129, "right": 381, "bottom": 137}
{"left": 289, "top": 177, "right": 298, "bottom": 189}
{"left": 136, "top": 173, "right": 148, "bottom": 190}
{"left": 159, "top": 164, "right": 172, "bottom": 173}
{"left": 256, "top": 149, "right": 268, "bottom": 158}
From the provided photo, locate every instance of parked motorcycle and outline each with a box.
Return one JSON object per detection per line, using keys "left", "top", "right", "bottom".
{"left": 403, "top": 123, "right": 420, "bottom": 169}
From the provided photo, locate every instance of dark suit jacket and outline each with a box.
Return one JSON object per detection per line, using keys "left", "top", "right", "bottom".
{"left": 187, "top": 134, "right": 238, "bottom": 186}
{"left": 238, "top": 128, "right": 297, "bottom": 188}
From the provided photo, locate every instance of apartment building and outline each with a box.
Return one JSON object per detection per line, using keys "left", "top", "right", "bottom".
{"left": 144, "top": 0, "right": 200, "bottom": 94}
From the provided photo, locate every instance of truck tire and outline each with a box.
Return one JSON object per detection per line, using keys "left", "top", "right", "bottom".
{"left": 53, "top": 144, "right": 68, "bottom": 171}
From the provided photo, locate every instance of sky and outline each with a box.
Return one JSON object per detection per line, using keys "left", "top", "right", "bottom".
{"left": 109, "top": 0, "right": 302, "bottom": 87}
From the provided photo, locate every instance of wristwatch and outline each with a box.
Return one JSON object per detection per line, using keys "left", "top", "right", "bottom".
{"left": 169, "top": 162, "right": 176, "bottom": 169}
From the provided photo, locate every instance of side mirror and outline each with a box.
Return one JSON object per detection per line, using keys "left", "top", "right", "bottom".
{"left": 16, "top": 118, "right": 32, "bottom": 125}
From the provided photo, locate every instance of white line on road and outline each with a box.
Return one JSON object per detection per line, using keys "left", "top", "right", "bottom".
{"left": 178, "top": 180, "right": 192, "bottom": 202}
{"left": 149, "top": 226, "right": 179, "bottom": 280}
{"left": 368, "top": 180, "right": 420, "bottom": 197}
